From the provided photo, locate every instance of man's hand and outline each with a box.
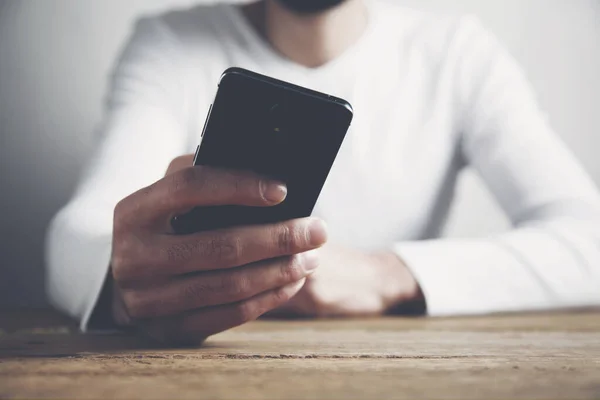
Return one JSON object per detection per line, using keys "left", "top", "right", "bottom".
{"left": 110, "top": 155, "right": 327, "bottom": 345}
{"left": 268, "top": 245, "right": 422, "bottom": 318}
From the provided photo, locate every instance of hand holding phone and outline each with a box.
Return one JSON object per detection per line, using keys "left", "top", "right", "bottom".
{"left": 110, "top": 155, "right": 327, "bottom": 344}
{"left": 108, "top": 68, "right": 352, "bottom": 344}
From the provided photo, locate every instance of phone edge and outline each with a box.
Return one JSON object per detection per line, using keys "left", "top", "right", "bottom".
{"left": 220, "top": 67, "right": 354, "bottom": 118}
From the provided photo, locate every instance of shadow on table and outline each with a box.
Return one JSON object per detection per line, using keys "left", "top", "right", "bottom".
{"left": 0, "top": 331, "right": 227, "bottom": 359}
{"left": 0, "top": 309, "right": 226, "bottom": 359}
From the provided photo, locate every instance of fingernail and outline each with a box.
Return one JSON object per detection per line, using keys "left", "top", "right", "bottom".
{"left": 302, "top": 249, "right": 320, "bottom": 273}
{"left": 260, "top": 180, "right": 287, "bottom": 203}
{"left": 307, "top": 218, "right": 328, "bottom": 247}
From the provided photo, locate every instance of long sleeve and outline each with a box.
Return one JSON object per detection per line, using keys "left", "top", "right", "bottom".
{"left": 394, "top": 17, "right": 600, "bottom": 315}
{"left": 45, "top": 17, "right": 191, "bottom": 330}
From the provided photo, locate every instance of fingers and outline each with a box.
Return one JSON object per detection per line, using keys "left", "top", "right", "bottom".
{"left": 121, "top": 251, "right": 320, "bottom": 319}
{"left": 144, "top": 279, "right": 307, "bottom": 345}
{"left": 165, "top": 154, "right": 194, "bottom": 176}
{"left": 115, "top": 165, "right": 287, "bottom": 229}
{"left": 112, "top": 217, "right": 328, "bottom": 282}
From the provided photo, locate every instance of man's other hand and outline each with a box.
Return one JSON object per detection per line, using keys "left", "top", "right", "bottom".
{"left": 267, "top": 245, "right": 422, "bottom": 318}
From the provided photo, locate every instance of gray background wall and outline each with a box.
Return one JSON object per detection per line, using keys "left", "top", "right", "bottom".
{"left": 0, "top": 0, "right": 599, "bottom": 308}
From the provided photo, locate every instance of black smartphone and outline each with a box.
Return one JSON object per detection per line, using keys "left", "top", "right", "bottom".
{"left": 171, "top": 67, "right": 353, "bottom": 234}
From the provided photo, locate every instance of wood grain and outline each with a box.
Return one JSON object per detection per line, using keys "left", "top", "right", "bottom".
{"left": 1, "top": 310, "right": 599, "bottom": 399}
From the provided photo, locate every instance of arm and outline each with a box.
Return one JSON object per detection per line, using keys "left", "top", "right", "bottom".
{"left": 395, "top": 17, "right": 600, "bottom": 315}
{"left": 45, "top": 17, "right": 190, "bottom": 330}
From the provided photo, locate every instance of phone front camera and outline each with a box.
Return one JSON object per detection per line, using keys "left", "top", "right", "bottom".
{"left": 269, "top": 103, "right": 284, "bottom": 133}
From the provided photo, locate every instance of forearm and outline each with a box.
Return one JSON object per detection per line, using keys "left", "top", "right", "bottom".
{"left": 394, "top": 218, "right": 600, "bottom": 316}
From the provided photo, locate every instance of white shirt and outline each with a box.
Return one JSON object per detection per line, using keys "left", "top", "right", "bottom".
{"left": 46, "top": 0, "right": 600, "bottom": 331}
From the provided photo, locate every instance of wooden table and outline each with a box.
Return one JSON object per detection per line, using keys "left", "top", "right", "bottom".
{"left": 0, "top": 310, "right": 599, "bottom": 399}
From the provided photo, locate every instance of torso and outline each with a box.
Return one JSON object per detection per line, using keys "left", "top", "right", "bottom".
{"left": 160, "top": 1, "right": 466, "bottom": 249}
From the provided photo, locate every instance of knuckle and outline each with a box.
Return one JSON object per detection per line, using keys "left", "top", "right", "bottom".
{"left": 111, "top": 252, "right": 134, "bottom": 283}
{"left": 166, "top": 158, "right": 179, "bottom": 174}
{"left": 123, "top": 291, "right": 155, "bottom": 319}
{"left": 138, "top": 184, "right": 154, "bottom": 198}
{"left": 223, "top": 170, "right": 255, "bottom": 199}
{"left": 113, "top": 198, "right": 127, "bottom": 221}
{"left": 181, "top": 281, "right": 207, "bottom": 304}
{"left": 110, "top": 253, "right": 130, "bottom": 282}
{"left": 280, "top": 255, "right": 304, "bottom": 282}
{"left": 221, "top": 273, "right": 248, "bottom": 298}
{"left": 179, "top": 167, "right": 200, "bottom": 187}
{"left": 164, "top": 241, "right": 197, "bottom": 264}
{"left": 113, "top": 199, "right": 131, "bottom": 235}
{"left": 233, "top": 300, "right": 256, "bottom": 324}
{"left": 273, "top": 284, "right": 294, "bottom": 304}
{"left": 170, "top": 167, "right": 203, "bottom": 194}
{"left": 113, "top": 185, "right": 154, "bottom": 233}
{"left": 163, "top": 234, "right": 241, "bottom": 268}
{"left": 166, "top": 155, "right": 192, "bottom": 175}
{"left": 276, "top": 224, "right": 296, "bottom": 253}
{"left": 208, "top": 234, "right": 242, "bottom": 266}
{"left": 275, "top": 221, "right": 308, "bottom": 254}
{"left": 111, "top": 236, "right": 143, "bottom": 282}
{"left": 180, "top": 279, "right": 219, "bottom": 306}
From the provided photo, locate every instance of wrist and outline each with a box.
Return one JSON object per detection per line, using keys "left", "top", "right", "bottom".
{"left": 370, "top": 250, "right": 423, "bottom": 312}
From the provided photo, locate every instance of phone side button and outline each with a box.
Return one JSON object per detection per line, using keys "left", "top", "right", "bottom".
{"left": 200, "top": 103, "right": 213, "bottom": 138}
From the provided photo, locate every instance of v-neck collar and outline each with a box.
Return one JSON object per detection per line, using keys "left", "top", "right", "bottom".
{"left": 222, "top": 0, "right": 378, "bottom": 78}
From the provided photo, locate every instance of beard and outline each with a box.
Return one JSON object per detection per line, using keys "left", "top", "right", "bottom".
{"left": 275, "top": 0, "right": 348, "bottom": 14}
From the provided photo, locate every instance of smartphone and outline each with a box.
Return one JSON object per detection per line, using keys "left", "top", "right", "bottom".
{"left": 171, "top": 67, "right": 353, "bottom": 234}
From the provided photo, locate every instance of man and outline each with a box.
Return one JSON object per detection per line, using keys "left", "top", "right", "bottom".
{"left": 46, "top": 0, "right": 600, "bottom": 344}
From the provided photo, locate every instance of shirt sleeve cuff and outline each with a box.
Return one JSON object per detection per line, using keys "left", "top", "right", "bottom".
{"left": 45, "top": 209, "right": 116, "bottom": 333}
{"left": 393, "top": 238, "right": 551, "bottom": 316}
